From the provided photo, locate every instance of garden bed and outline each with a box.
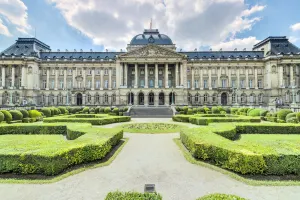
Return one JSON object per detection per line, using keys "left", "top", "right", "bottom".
{"left": 119, "top": 123, "right": 186, "bottom": 133}
{"left": 0, "top": 123, "right": 123, "bottom": 176}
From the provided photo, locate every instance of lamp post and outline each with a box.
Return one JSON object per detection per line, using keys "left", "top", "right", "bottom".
{"left": 129, "top": 86, "right": 132, "bottom": 106}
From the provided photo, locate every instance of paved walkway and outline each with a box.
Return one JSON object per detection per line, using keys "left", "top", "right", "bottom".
{"left": 0, "top": 119, "right": 300, "bottom": 200}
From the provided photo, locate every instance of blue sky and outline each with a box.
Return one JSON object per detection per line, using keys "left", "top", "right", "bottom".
{"left": 0, "top": 0, "right": 300, "bottom": 52}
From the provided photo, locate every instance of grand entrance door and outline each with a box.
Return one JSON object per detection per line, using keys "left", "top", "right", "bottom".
{"left": 138, "top": 93, "right": 144, "bottom": 105}
{"left": 77, "top": 93, "right": 82, "bottom": 105}
{"left": 128, "top": 92, "right": 134, "bottom": 105}
{"left": 221, "top": 92, "right": 227, "bottom": 105}
{"left": 149, "top": 92, "right": 154, "bottom": 105}
{"left": 159, "top": 92, "right": 164, "bottom": 105}
{"left": 169, "top": 92, "right": 175, "bottom": 105}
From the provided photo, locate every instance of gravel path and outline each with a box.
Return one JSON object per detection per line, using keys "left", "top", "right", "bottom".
{"left": 0, "top": 119, "right": 300, "bottom": 200}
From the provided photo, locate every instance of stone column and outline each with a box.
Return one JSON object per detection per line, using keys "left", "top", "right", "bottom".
{"left": 55, "top": 67, "right": 59, "bottom": 90}
{"left": 208, "top": 68, "right": 212, "bottom": 89}
{"left": 72, "top": 67, "right": 76, "bottom": 88}
{"left": 246, "top": 67, "right": 249, "bottom": 89}
{"left": 109, "top": 68, "right": 112, "bottom": 90}
{"left": 278, "top": 65, "right": 283, "bottom": 87}
{"left": 165, "top": 63, "right": 169, "bottom": 88}
{"left": 180, "top": 63, "right": 184, "bottom": 86}
{"left": 1, "top": 66, "right": 5, "bottom": 88}
{"left": 64, "top": 68, "right": 67, "bottom": 89}
{"left": 124, "top": 63, "right": 128, "bottom": 87}
{"left": 21, "top": 65, "right": 26, "bottom": 88}
{"left": 254, "top": 67, "right": 258, "bottom": 89}
{"left": 145, "top": 63, "right": 148, "bottom": 88}
{"left": 155, "top": 63, "right": 158, "bottom": 88}
{"left": 199, "top": 67, "right": 203, "bottom": 89}
{"left": 290, "top": 65, "right": 294, "bottom": 86}
{"left": 237, "top": 68, "right": 240, "bottom": 89}
{"left": 134, "top": 63, "right": 138, "bottom": 88}
{"left": 100, "top": 68, "right": 104, "bottom": 90}
{"left": 191, "top": 67, "right": 195, "bottom": 90}
{"left": 46, "top": 67, "right": 50, "bottom": 90}
{"left": 175, "top": 63, "right": 179, "bottom": 87}
{"left": 91, "top": 67, "right": 95, "bottom": 90}
{"left": 182, "top": 61, "right": 187, "bottom": 88}
{"left": 82, "top": 68, "right": 86, "bottom": 89}
{"left": 217, "top": 67, "right": 220, "bottom": 88}
{"left": 116, "top": 61, "right": 121, "bottom": 88}
{"left": 228, "top": 67, "right": 231, "bottom": 88}
{"left": 11, "top": 66, "right": 15, "bottom": 88}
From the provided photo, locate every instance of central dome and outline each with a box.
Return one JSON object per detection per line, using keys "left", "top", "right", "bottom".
{"left": 130, "top": 29, "right": 173, "bottom": 45}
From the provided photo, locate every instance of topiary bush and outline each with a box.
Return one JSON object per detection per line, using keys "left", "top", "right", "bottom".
{"left": 28, "top": 110, "right": 42, "bottom": 121}
{"left": 197, "top": 193, "right": 247, "bottom": 200}
{"left": 277, "top": 109, "right": 293, "bottom": 121}
{"left": 212, "top": 107, "right": 220, "bottom": 114}
{"left": 105, "top": 191, "right": 162, "bottom": 200}
{"left": 0, "top": 111, "right": 4, "bottom": 123}
{"left": 286, "top": 117, "right": 298, "bottom": 123}
{"left": 9, "top": 110, "right": 23, "bottom": 121}
{"left": 0, "top": 110, "right": 12, "bottom": 123}
{"left": 95, "top": 107, "right": 100, "bottom": 114}
{"left": 286, "top": 112, "right": 297, "bottom": 121}
{"left": 104, "top": 107, "right": 111, "bottom": 114}
{"left": 89, "top": 108, "right": 95, "bottom": 113}
{"left": 41, "top": 108, "right": 52, "bottom": 117}
{"left": 187, "top": 108, "right": 193, "bottom": 115}
{"left": 82, "top": 107, "right": 89, "bottom": 114}
{"left": 19, "top": 109, "right": 29, "bottom": 118}
{"left": 58, "top": 106, "right": 68, "bottom": 114}
{"left": 113, "top": 107, "right": 119, "bottom": 115}
{"left": 182, "top": 106, "right": 188, "bottom": 114}
{"left": 123, "top": 107, "right": 128, "bottom": 112}
{"left": 100, "top": 107, "right": 105, "bottom": 113}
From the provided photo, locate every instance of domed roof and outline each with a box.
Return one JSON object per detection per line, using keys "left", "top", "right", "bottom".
{"left": 130, "top": 29, "right": 173, "bottom": 45}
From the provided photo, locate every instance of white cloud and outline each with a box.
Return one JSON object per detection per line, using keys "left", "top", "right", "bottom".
{"left": 211, "top": 36, "right": 260, "bottom": 51}
{"left": 0, "top": 18, "right": 11, "bottom": 36}
{"left": 290, "top": 23, "right": 300, "bottom": 32}
{"left": 47, "top": 0, "right": 265, "bottom": 50}
{"left": 0, "top": 0, "right": 30, "bottom": 35}
{"left": 289, "top": 36, "right": 299, "bottom": 43}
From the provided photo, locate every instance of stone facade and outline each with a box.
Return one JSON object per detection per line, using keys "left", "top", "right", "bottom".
{"left": 0, "top": 30, "right": 300, "bottom": 107}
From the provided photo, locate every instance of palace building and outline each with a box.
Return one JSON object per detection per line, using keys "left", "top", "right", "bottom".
{"left": 0, "top": 29, "right": 300, "bottom": 107}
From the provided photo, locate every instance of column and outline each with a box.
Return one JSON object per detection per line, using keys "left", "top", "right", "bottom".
{"left": 82, "top": 68, "right": 86, "bottom": 88}
{"left": 208, "top": 68, "right": 212, "bottom": 89}
{"left": 191, "top": 67, "right": 195, "bottom": 90}
{"left": 91, "top": 68, "right": 95, "bottom": 90}
{"left": 116, "top": 61, "right": 121, "bottom": 88}
{"left": 46, "top": 67, "right": 50, "bottom": 90}
{"left": 21, "top": 65, "right": 26, "bottom": 88}
{"left": 199, "top": 67, "right": 203, "bottom": 89}
{"left": 237, "top": 67, "right": 240, "bottom": 88}
{"left": 11, "top": 66, "right": 15, "bottom": 88}
{"left": 134, "top": 63, "right": 138, "bottom": 88}
{"left": 182, "top": 61, "right": 187, "bottom": 88}
{"left": 145, "top": 63, "right": 148, "bottom": 88}
{"left": 180, "top": 63, "right": 184, "bottom": 86}
{"left": 290, "top": 65, "right": 294, "bottom": 86}
{"left": 228, "top": 67, "right": 231, "bottom": 88}
{"left": 254, "top": 67, "right": 258, "bottom": 89}
{"left": 175, "top": 63, "right": 179, "bottom": 87}
{"left": 155, "top": 63, "right": 158, "bottom": 88}
{"left": 100, "top": 68, "right": 104, "bottom": 90}
{"left": 1, "top": 65, "right": 5, "bottom": 88}
{"left": 109, "top": 68, "right": 112, "bottom": 90}
{"left": 55, "top": 67, "right": 59, "bottom": 90}
{"left": 72, "top": 67, "right": 76, "bottom": 88}
{"left": 217, "top": 67, "right": 220, "bottom": 88}
{"left": 64, "top": 68, "right": 67, "bottom": 89}
{"left": 245, "top": 67, "right": 249, "bottom": 89}
{"left": 124, "top": 63, "right": 128, "bottom": 87}
{"left": 165, "top": 63, "right": 169, "bottom": 88}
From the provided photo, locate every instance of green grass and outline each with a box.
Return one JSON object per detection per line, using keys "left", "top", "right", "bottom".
{"left": 174, "top": 138, "right": 300, "bottom": 186}
{"left": 196, "top": 193, "right": 247, "bottom": 200}
{"left": 105, "top": 191, "right": 163, "bottom": 200}
{"left": 118, "top": 123, "right": 187, "bottom": 133}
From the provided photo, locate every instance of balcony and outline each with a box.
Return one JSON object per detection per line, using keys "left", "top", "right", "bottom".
{"left": 217, "top": 87, "right": 233, "bottom": 92}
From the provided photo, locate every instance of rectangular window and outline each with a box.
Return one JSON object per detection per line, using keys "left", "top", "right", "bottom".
{"left": 87, "top": 80, "right": 91, "bottom": 88}
{"left": 258, "top": 79, "right": 262, "bottom": 88}
{"left": 149, "top": 69, "right": 154, "bottom": 75}
{"left": 158, "top": 79, "right": 163, "bottom": 87}
{"left": 131, "top": 80, "right": 135, "bottom": 87}
{"left": 168, "top": 69, "right": 171, "bottom": 75}
{"left": 240, "top": 79, "right": 245, "bottom": 88}
{"left": 51, "top": 80, "right": 55, "bottom": 89}
{"left": 140, "top": 80, "right": 145, "bottom": 87}
{"left": 60, "top": 80, "right": 64, "bottom": 89}
{"left": 249, "top": 79, "right": 253, "bottom": 88}
{"left": 132, "top": 69, "right": 135, "bottom": 75}
{"left": 231, "top": 80, "right": 236, "bottom": 88}
{"left": 96, "top": 80, "right": 100, "bottom": 88}
{"left": 140, "top": 69, "right": 144, "bottom": 75}
{"left": 113, "top": 80, "right": 116, "bottom": 88}
{"left": 68, "top": 69, "right": 72, "bottom": 75}
{"left": 222, "top": 79, "right": 226, "bottom": 88}
{"left": 105, "top": 80, "right": 108, "bottom": 88}
{"left": 60, "top": 70, "right": 64, "bottom": 75}
{"left": 149, "top": 79, "right": 154, "bottom": 88}
{"left": 68, "top": 80, "right": 72, "bottom": 89}
{"left": 43, "top": 80, "right": 47, "bottom": 89}
{"left": 187, "top": 80, "right": 190, "bottom": 88}
{"left": 212, "top": 79, "right": 216, "bottom": 88}
{"left": 97, "top": 69, "right": 100, "bottom": 75}
{"left": 88, "top": 69, "right": 92, "bottom": 75}
{"left": 168, "top": 80, "right": 172, "bottom": 87}
{"left": 195, "top": 80, "right": 198, "bottom": 88}
{"left": 43, "top": 70, "right": 47, "bottom": 75}
{"left": 203, "top": 80, "right": 207, "bottom": 88}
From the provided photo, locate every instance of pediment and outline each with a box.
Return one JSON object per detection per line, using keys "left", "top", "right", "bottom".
{"left": 119, "top": 45, "right": 185, "bottom": 58}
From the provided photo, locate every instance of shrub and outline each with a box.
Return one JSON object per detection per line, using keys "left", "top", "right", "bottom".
{"left": 212, "top": 107, "right": 220, "bottom": 114}
{"left": 220, "top": 111, "right": 226, "bottom": 114}
{"left": 197, "top": 193, "right": 246, "bottom": 200}
{"left": 100, "top": 107, "right": 105, "bottom": 113}
{"left": 41, "top": 108, "right": 52, "bottom": 117}
{"left": 89, "top": 108, "right": 95, "bottom": 113}
{"left": 0, "top": 110, "right": 12, "bottom": 123}
{"left": 58, "top": 107, "right": 68, "bottom": 114}
{"left": 286, "top": 117, "right": 298, "bottom": 123}
{"left": 197, "top": 107, "right": 204, "bottom": 113}
{"left": 104, "top": 107, "right": 111, "bottom": 114}
{"left": 260, "top": 110, "right": 269, "bottom": 117}
{"left": 277, "top": 109, "right": 293, "bottom": 121}
{"left": 19, "top": 109, "right": 29, "bottom": 118}
{"left": 28, "top": 110, "right": 42, "bottom": 120}
{"left": 0, "top": 112, "right": 4, "bottom": 123}
{"left": 187, "top": 108, "right": 193, "bottom": 115}
{"left": 82, "top": 107, "right": 89, "bottom": 114}
{"left": 175, "top": 106, "right": 181, "bottom": 112}
{"left": 123, "top": 107, "right": 128, "bottom": 112}
{"left": 248, "top": 108, "right": 268, "bottom": 117}
{"left": 182, "top": 106, "right": 188, "bottom": 114}
{"left": 113, "top": 107, "right": 119, "bottom": 115}
{"left": 217, "top": 106, "right": 225, "bottom": 112}
{"left": 297, "top": 112, "right": 300, "bottom": 122}
{"left": 95, "top": 107, "right": 100, "bottom": 114}
{"left": 203, "top": 106, "right": 210, "bottom": 114}
{"left": 230, "top": 108, "right": 238, "bottom": 114}
{"left": 105, "top": 191, "right": 162, "bottom": 200}
{"left": 286, "top": 113, "right": 297, "bottom": 121}
{"left": 9, "top": 110, "right": 23, "bottom": 120}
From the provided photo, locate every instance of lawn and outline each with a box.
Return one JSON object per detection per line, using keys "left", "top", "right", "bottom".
{"left": 118, "top": 123, "right": 186, "bottom": 133}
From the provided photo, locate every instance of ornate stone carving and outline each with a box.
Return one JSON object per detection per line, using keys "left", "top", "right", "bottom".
{"left": 120, "top": 45, "right": 184, "bottom": 58}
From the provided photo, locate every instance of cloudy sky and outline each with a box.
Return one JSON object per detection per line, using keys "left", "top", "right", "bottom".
{"left": 0, "top": 0, "right": 300, "bottom": 52}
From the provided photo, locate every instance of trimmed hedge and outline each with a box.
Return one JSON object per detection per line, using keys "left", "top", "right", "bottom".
{"left": 277, "top": 109, "right": 293, "bottom": 121}
{"left": 0, "top": 123, "right": 122, "bottom": 175}
{"left": 28, "top": 110, "right": 42, "bottom": 121}
{"left": 19, "top": 109, "right": 29, "bottom": 118}
{"left": 0, "top": 110, "right": 12, "bottom": 123}
{"left": 197, "top": 193, "right": 246, "bottom": 200}
{"left": 41, "top": 108, "right": 51, "bottom": 117}
{"left": 105, "top": 191, "right": 162, "bottom": 200}
{"left": 0, "top": 112, "right": 4, "bottom": 123}
{"left": 9, "top": 110, "right": 23, "bottom": 121}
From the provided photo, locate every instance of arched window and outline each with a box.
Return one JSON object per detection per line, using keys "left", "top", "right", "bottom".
{"left": 272, "top": 65, "right": 276, "bottom": 73}
{"left": 204, "top": 94, "right": 208, "bottom": 103}
{"left": 58, "top": 93, "right": 63, "bottom": 104}
{"left": 104, "top": 93, "right": 109, "bottom": 103}
{"left": 285, "top": 92, "right": 290, "bottom": 102}
{"left": 250, "top": 94, "right": 255, "bottom": 103}
{"left": 87, "top": 94, "right": 92, "bottom": 103}
{"left": 258, "top": 93, "right": 263, "bottom": 103}
{"left": 195, "top": 93, "right": 199, "bottom": 102}
{"left": 212, "top": 93, "right": 217, "bottom": 103}
{"left": 232, "top": 93, "right": 236, "bottom": 103}
{"left": 104, "top": 68, "right": 108, "bottom": 75}
{"left": 187, "top": 93, "right": 191, "bottom": 103}
{"left": 112, "top": 93, "right": 116, "bottom": 102}
{"left": 95, "top": 93, "right": 100, "bottom": 103}
{"left": 241, "top": 93, "right": 247, "bottom": 103}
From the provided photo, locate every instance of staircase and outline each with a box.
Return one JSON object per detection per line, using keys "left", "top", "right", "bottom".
{"left": 129, "top": 106, "right": 173, "bottom": 118}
